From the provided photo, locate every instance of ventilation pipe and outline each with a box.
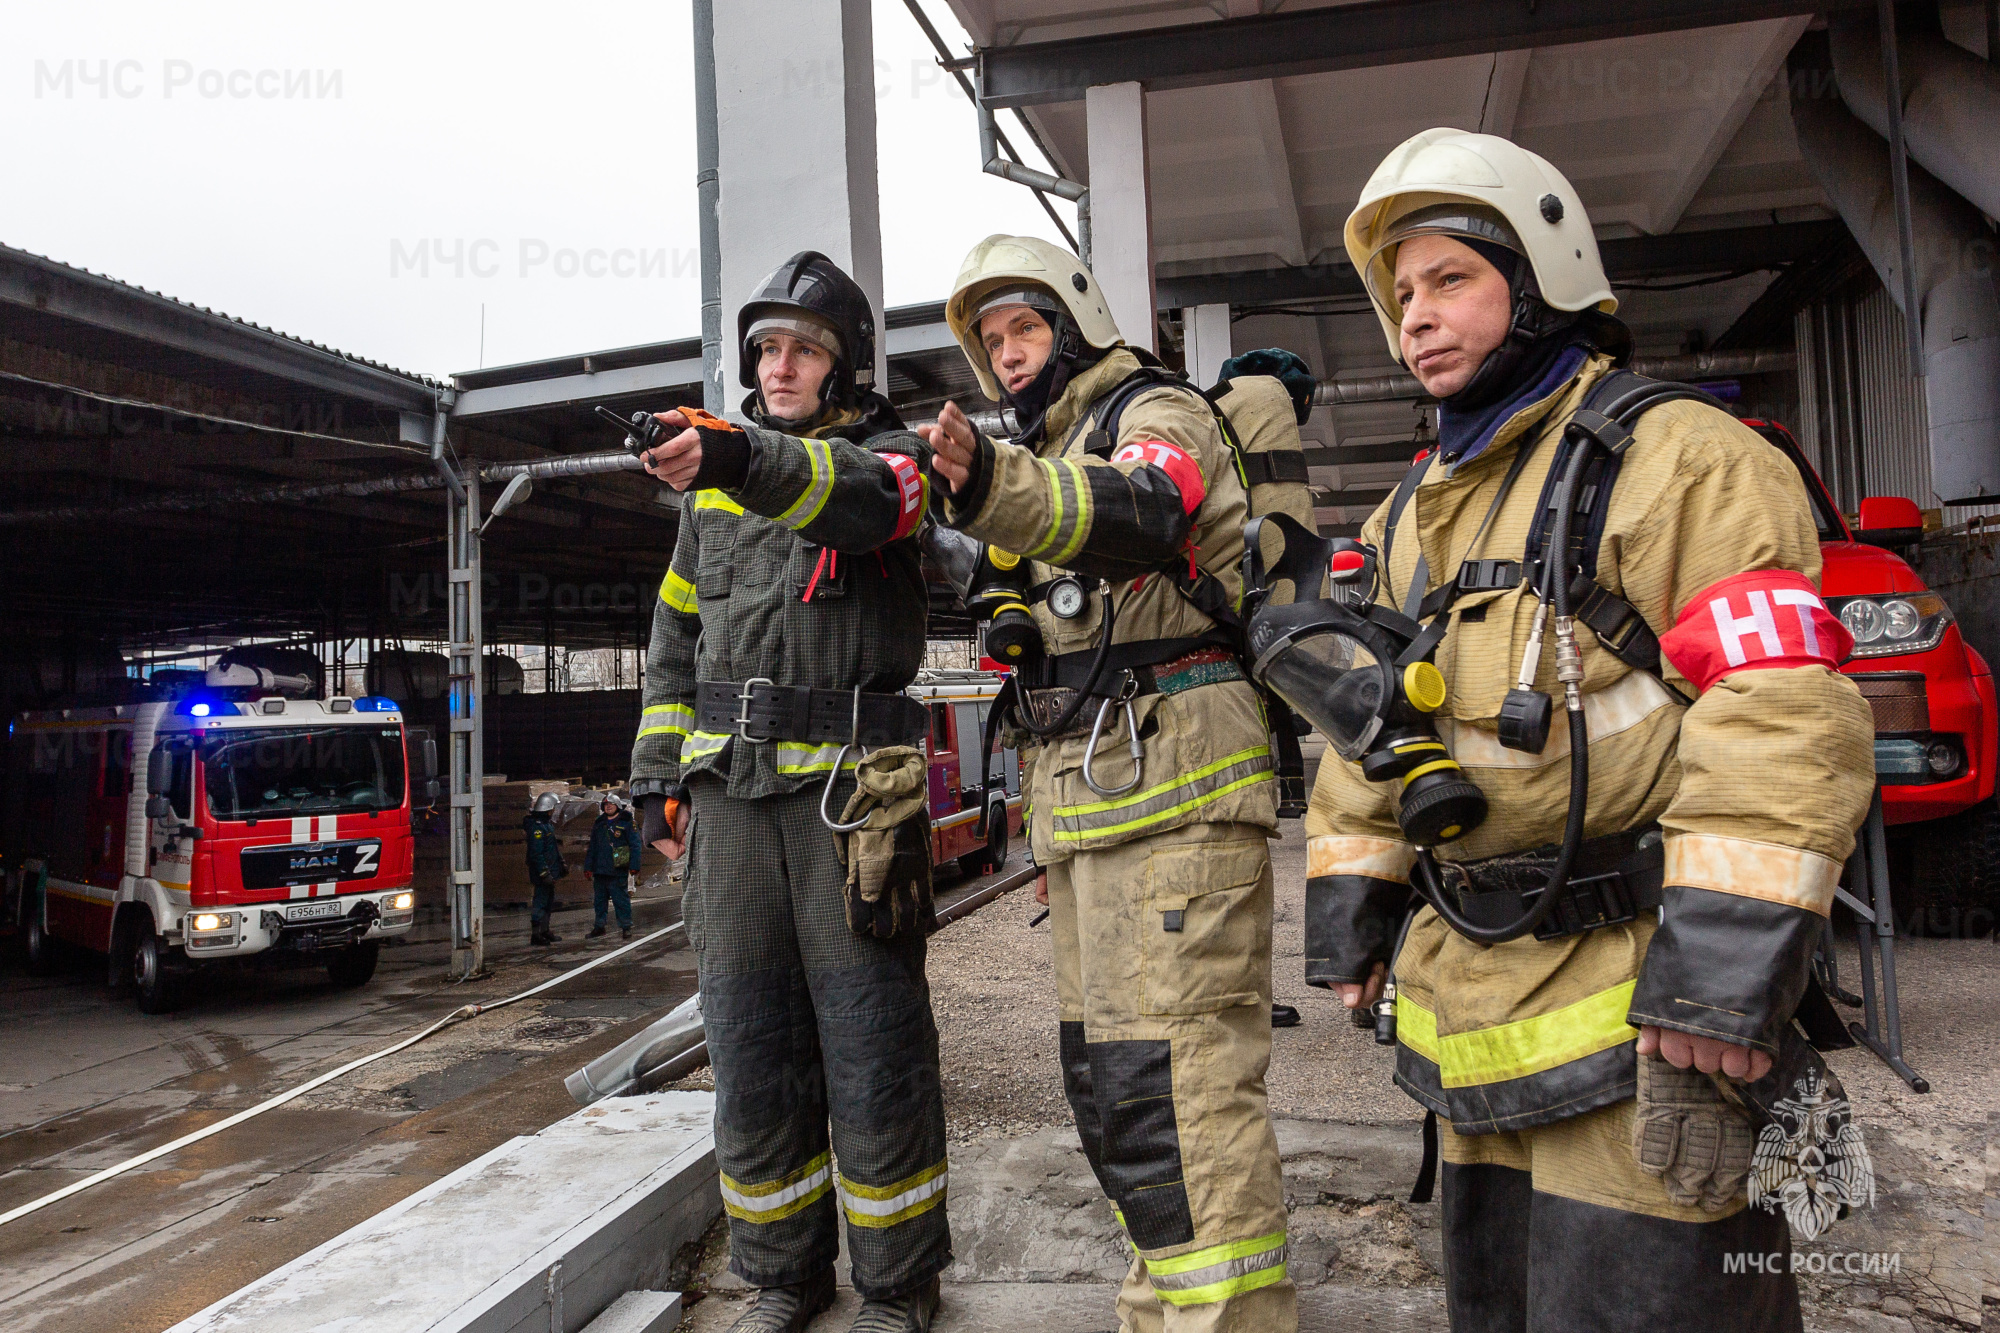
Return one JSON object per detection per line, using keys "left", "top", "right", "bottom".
{"left": 1830, "top": 18, "right": 2000, "bottom": 223}
{"left": 1792, "top": 37, "right": 2000, "bottom": 503}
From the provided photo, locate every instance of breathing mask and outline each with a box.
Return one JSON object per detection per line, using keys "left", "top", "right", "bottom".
{"left": 927, "top": 526, "right": 1043, "bottom": 668}
{"left": 1242, "top": 513, "right": 1486, "bottom": 846}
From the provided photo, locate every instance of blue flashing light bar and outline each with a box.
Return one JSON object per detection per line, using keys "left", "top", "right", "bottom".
{"left": 178, "top": 694, "right": 225, "bottom": 718}
{"left": 352, "top": 696, "right": 401, "bottom": 712}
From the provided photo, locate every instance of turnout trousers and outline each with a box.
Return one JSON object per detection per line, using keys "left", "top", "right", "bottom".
{"left": 1439, "top": 1099, "right": 1801, "bottom": 1332}
{"left": 683, "top": 775, "right": 952, "bottom": 1300}
{"left": 1046, "top": 821, "right": 1295, "bottom": 1333}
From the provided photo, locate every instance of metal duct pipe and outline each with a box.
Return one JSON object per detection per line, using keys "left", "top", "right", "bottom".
{"left": 1831, "top": 18, "right": 2000, "bottom": 224}
{"left": 565, "top": 993, "right": 706, "bottom": 1107}
{"left": 1308, "top": 349, "right": 1797, "bottom": 407}
{"left": 1793, "top": 49, "right": 2000, "bottom": 503}
{"left": 693, "top": 0, "right": 725, "bottom": 413}
{"left": 975, "top": 72, "right": 1091, "bottom": 264}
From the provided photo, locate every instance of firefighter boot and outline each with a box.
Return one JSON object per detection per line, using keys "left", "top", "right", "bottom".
{"left": 727, "top": 1266, "right": 836, "bottom": 1332}
{"left": 530, "top": 925, "right": 561, "bottom": 946}
{"left": 848, "top": 1275, "right": 940, "bottom": 1332}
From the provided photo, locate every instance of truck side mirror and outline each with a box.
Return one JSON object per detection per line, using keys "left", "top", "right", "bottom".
{"left": 146, "top": 746, "right": 172, "bottom": 797}
{"left": 146, "top": 794, "right": 173, "bottom": 820}
{"left": 1855, "top": 495, "right": 1926, "bottom": 549}
{"left": 420, "top": 735, "right": 439, "bottom": 783}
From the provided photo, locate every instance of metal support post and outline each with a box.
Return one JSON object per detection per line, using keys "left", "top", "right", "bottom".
{"left": 1831, "top": 791, "right": 1929, "bottom": 1092}
{"left": 1876, "top": 0, "right": 1926, "bottom": 379}
{"left": 447, "top": 468, "right": 486, "bottom": 979}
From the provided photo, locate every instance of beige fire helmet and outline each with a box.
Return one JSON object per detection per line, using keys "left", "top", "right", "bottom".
{"left": 945, "top": 235, "right": 1122, "bottom": 400}
{"left": 1343, "top": 128, "right": 1616, "bottom": 363}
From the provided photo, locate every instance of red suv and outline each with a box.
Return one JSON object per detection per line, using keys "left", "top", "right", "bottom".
{"left": 1749, "top": 420, "right": 1998, "bottom": 933}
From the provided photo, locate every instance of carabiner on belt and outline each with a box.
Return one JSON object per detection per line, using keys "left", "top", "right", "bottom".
{"left": 820, "top": 685, "right": 873, "bottom": 833}
{"left": 1082, "top": 671, "right": 1144, "bottom": 798}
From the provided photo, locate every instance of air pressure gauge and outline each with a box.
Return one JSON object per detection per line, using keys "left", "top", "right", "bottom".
{"left": 1047, "top": 576, "right": 1089, "bottom": 620}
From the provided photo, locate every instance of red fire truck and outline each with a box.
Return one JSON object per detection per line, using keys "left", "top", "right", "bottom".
{"left": 1752, "top": 421, "right": 2000, "bottom": 929}
{"left": 4, "top": 689, "right": 430, "bottom": 1012}
{"left": 910, "top": 670, "right": 1025, "bottom": 875}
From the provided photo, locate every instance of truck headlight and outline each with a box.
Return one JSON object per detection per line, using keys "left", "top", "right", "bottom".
{"left": 1832, "top": 592, "right": 1952, "bottom": 657}
{"left": 390, "top": 892, "right": 414, "bottom": 911}
{"left": 191, "top": 913, "right": 227, "bottom": 932}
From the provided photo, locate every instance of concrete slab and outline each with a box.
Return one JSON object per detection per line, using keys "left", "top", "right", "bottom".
{"left": 164, "top": 1092, "right": 720, "bottom": 1333}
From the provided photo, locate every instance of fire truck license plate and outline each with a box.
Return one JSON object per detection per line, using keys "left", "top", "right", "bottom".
{"left": 285, "top": 900, "right": 345, "bottom": 922}
{"left": 240, "top": 839, "right": 385, "bottom": 890}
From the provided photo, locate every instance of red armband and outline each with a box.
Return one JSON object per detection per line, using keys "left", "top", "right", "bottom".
{"left": 881, "top": 453, "right": 928, "bottom": 541}
{"left": 1111, "top": 439, "right": 1206, "bottom": 514}
{"left": 1658, "top": 569, "right": 1852, "bottom": 692}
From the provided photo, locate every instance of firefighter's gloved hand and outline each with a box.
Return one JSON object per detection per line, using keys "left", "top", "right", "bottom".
{"left": 834, "top": 746, "right": 934, "bottom": 939}
{"left": 1633, "top": 1050, "right": 1755, "bottom": 1212}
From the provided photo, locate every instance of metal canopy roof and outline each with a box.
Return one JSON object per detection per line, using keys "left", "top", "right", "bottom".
{"left": 935, "top": 0, "right": 1889, "bottom": 530}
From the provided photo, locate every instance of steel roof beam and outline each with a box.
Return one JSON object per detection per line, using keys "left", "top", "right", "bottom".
{"left": 976, "top": 0, "right": 1870, "bottom": 107}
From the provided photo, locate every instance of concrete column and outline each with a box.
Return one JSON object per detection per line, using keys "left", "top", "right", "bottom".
{"left": 1085, "top": 82, "right": 1155, "bottom": 352}
{"left": 711, "top": 0, "right": 886, "bottom": 407}
{"left": 1183, "top": 303, "right": 1232, "bottom": 388}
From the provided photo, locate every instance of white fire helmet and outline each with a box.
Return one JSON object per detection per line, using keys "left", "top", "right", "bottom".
{"left": 945, "top": 235, "right": 1122, "bottom": 401}
{"left": 1343, "top": 129, "right": 1616, "bottom": 364}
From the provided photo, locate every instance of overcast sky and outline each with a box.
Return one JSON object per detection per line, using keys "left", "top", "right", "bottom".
{"left": 4, "top": 1, "right": 1071, "bottom": 380}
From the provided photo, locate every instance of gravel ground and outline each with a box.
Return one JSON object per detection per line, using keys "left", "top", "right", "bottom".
{"left": 925, "top": 830, "right": 1407, "bottom": 1141}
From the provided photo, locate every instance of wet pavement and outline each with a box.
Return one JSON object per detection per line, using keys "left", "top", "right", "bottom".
{"left": 0, "top": 885, "right": 700, "bottom": 1333}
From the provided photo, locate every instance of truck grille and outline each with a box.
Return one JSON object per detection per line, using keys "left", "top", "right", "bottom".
{"left": 1850, "top": 672, "right": 1929, "bottom": 733}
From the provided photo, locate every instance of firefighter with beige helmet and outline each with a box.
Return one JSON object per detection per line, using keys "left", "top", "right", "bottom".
{"left": 1258, "top": 127, "right": 1879, "bottom": 1330}
{"left": 922, "top": 236, "right": 1303, "bottom": 1332}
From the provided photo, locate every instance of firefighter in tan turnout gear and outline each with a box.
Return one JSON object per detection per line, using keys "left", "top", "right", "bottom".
{"left": 1283, "top": 129, "right": 1877, "bottom": 1331}
{"left": 923, "top": 236, "right": 1295, "bottom": 1333}
{"left": 627, "top": 252, "right": 946, "bottom": 1333}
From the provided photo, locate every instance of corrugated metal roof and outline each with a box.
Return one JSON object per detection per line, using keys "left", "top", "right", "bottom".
{"left": 0, "top": 242, "right": 444, "bottom": 389}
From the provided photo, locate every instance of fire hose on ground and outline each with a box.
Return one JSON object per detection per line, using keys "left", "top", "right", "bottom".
{"left": 0, "top": 859, "right": 1041, "bottom": 1227}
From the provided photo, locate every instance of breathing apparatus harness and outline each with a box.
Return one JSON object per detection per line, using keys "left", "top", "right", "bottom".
{"left": 1247, "top": 370, "right": 1724, "bottom": 945}
{"left": 953, "top": 352, "right": 1317, "bottom": 814}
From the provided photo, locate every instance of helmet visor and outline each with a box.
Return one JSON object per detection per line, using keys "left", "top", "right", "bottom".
{"left": 745, "top": 312, "right": 844, "bottom": 364}
{"left": 1360, "top": 204, "right": 1523, "bottom": 333}
{"left": 1252, "top": 626, "right": 1393, "bottom": 762}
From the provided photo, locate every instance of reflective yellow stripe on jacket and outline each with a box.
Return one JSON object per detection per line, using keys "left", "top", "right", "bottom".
{"left": 680, "top": 730, "right": 731, "bottom": 764}
{"left": 639, "top": 702, "right": 694, "bottom": 743}
{"left": 775, "top": 742, "right": 860, "bottom": 776}
{"left": 1397, "top": 981, "right": 1639, "bottom": 1089}
{"left": 659, "top": 569, "right": 698, "bottom": 614}
{"left": 1146, "top": 1230, "right": 1288, "bottom": 1306}
{"left": 773, "top": 439, "right": 835, "bottom": 531}
{"left": 1049, "top": 746, "right": 1273, "bottom": 844}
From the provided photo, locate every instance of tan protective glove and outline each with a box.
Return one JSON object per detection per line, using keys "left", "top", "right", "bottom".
{"left": 1632, "top": 1050, "right": 1755, "bottom": 1212}
{"left": 834, "top": 746, "right": 934, "bottom": 939}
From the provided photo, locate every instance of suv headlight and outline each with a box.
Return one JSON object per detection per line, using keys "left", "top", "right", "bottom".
{"left": 1830, "top": 592, "right": 1952, "bottom": 657}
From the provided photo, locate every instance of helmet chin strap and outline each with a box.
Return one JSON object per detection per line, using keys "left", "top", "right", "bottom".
{"left": 1443, "top": 256, "right": 1582, "bottom": 413}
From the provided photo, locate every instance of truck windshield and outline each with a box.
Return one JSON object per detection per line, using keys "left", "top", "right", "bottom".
{"left": 200, "top": 725, "right": 406, "bottom": 821}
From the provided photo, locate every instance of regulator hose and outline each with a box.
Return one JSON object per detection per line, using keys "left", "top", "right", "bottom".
{"left": 1010, "top": 587, "right": 1124, "bottom": 738}
{"left": 1409, "top": 431, "right": 1597, "bottom": 945}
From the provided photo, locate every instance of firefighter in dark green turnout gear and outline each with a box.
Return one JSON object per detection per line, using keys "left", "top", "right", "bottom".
{"left": 628, "top": 253, "right": 947, "bottom": 1333}
{"left": 524, "top": 790, "right": 567, "bottom": 946}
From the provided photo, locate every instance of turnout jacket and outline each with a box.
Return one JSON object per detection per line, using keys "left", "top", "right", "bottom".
{"left": 629, "top": 395, "right": 932, "bottom": 803}
{"left": 943, "top": 348, "right": 1278, "bottom": 864}
{"left": 1304, "top": 352, "right": 1875, "bottom": 1134}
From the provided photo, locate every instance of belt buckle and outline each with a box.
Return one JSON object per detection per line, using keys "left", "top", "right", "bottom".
{"left": 1531, "top": 870, "right": 1637, "bottom": 942}
{"left": 734, "top": 677, "right": 775, "bottom": 744}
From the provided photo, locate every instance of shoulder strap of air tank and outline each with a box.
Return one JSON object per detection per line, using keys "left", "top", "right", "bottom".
{"left": 1520, "top": 369, "right": 1719, "bottom": 682}
{"left": 1379, "top": 452, "right": 1431, "bottom": 601}
{"left": 1080, "top": 366, "right": 1186, "bottom": 458}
